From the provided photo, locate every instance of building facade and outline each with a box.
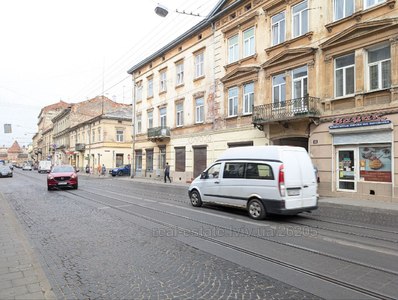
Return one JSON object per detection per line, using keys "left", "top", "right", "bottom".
{"left": 128, "top": 0, "right": 398, "bottom": 202}
{"left": 69, "top": 107, "right": 132, "bottom": 171}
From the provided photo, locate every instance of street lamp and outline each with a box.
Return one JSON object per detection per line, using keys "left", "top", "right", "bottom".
{"left": 155, "top": 3, "right": 203, "bottom": 18}
{"left": 155, "top": 4, "right": 168, "bottom": 17}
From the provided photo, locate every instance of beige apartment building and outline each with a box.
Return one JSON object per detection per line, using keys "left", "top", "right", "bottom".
{"left": 51, "top": 96, "right": 132, "bottom": 170}
{"left": 33, "top": 101, "right": 70, "bottom": 162}
{"left": 69, "top": 107, "right": 132, "bottom": 171}
{"left": 128, "top": 0, "right": 398, "bottom": 201}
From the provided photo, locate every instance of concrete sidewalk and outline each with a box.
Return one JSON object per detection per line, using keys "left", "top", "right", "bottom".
{"left": 0, "top": 193, "right": 55, "bottom": 300}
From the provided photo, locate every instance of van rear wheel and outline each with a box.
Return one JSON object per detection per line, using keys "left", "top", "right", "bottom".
{"left": 190, "top": 190, "right": 202, "bottom": 207}
{"left": 248, "top": 199, "right": 266, "bottom": 220}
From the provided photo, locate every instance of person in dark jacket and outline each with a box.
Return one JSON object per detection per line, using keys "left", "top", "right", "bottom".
{"left": 164, "top": 162, "right": 171, "bottom": 183}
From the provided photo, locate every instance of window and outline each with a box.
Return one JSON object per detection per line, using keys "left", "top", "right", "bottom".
{"left": 175, "top": 147, "right": 186, "bottom": 172}
{"left": 195, "top": 97, "right": 204, "bottom": 123}
{"left": 246, "top": 163, "right": 274, "bottom": 180}
{"left": 159, "top": 70, "right": 167, "bottom": 92}
{"left": 223, "top": 162, "right": 245, "bottom": 178}
{"left": 92, "top": 129, "right": 95, "bottom": 143}
{"left": 272, "top": 12, "right": 285, "bottom": 46}
{"left": 176, "top": 62, "right": 184, "bottom": 85}
{"left": 176, "top": 103, "right": 184, "bottom": 127}
{"left": 243, "top": 27, "right": 255, "bottom": 57}
{"left": 116, "top": 129, "right": 124, "bottom": 142}
{"left": 147, "top": 111, "right": 153, "bottom": 129}
{"left": 272, "top": 74, "right": 286, "bottom": 108}
{"left": 228, "top": 35, "right": 239, "bottom": 64}
{"left": 292, "top": 66, "right": 308, "bottom": 99}
{"left": 147, "top": 77, "right": 153, "bottom": 98}
{"left": 292, "top": 0, "right": 308, "bottom": 38}
{"left": 204, "top": 163, "right": 221, "bottom": 179}
{"left": 228, "top": 87, "right": 238, "bottom": 117}
{"left": 364, "top": 0, "right": 385, "bottom": 9}
{"left": 368, "top": 45, "right": 391, "bottom": 91}
{"left": 160, "top": 107, "right": 167, "bottom": 127}
{"left": 136, "top": 84, "right": 143, "bottom": 101}
{"left": 243, "top": 82, "right": 254, "bottom": 114}
{"left": 194, "top": 52, "right": 204, "bottom": 78}
{"left": 335, "top": 53, "right": 355, "bottom": 97}
{"left": 98, "top": 128, "right": 101, "bottom": 142}
{"left": 334, "top": 0, "right": 354, "bottom": 21}
{"left": 137, "top": 114, "right": 142, "bottom": 134}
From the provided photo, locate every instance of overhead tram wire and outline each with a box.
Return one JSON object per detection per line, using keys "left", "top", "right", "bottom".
{"left": 70, "top": 1, "right": 214, "bottom": 102}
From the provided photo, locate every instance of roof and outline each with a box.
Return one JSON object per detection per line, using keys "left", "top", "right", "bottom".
{"left": 7, "top": 141, "right": 22, "bottom": 153}
{"left": 103, "top": 107, "right": 132, "bottom": 119}
{"left": 127, "top": 0, "right": 242, "bottom": 74}
{"left": 37, "top": 101, "right": 70, "bottom": 119}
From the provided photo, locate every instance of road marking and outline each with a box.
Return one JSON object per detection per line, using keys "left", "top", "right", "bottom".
{"left": 98, "top": 206, "right": 110, "bottom": 210}
{"left": 321, "top": 236, "right": 398, "bottom": 256}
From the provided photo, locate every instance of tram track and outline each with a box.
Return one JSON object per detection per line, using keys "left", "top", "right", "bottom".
{"left": 86, "top": 179, "right": 398, "bottom": 244}
{"left": 62, "top": 186, "right": 397, "bottom": 300}
{"left": 15, "top": 171, "right": 398, "bottom": 299}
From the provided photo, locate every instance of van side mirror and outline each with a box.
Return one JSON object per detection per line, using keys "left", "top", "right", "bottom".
{"left": 200, "top": 172, "right": 207, "bottom": 179}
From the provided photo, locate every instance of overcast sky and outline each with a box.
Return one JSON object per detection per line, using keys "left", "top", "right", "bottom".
{"left": 0, "top": 0, "right": 219, "bottom": 147}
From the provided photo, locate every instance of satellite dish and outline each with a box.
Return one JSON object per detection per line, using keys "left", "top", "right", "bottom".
{"left": 155, "top": 4, "right": 169, "bottom": 17}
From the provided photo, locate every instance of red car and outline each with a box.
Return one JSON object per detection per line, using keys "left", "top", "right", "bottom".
{"left": 47, "top": 165, "right": 78, "bottom": 190}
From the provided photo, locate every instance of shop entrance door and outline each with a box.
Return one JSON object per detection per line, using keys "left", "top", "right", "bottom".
{"left": 337, "top": 149, "right": 356, "bottom": 191}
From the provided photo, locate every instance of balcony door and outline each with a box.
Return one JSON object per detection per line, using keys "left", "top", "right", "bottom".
{"left": 292, "top": 66, "right": 308, "bottom": 113}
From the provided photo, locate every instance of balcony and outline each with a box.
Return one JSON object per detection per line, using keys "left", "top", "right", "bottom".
{"left": 252, "top": 96, "right": 321, "bottom": 130}
{"left": 147, "top": 126, "right": 170, "bottom": 142}
{"left": 75, "top": 143, "right": 86, "bottom": 151}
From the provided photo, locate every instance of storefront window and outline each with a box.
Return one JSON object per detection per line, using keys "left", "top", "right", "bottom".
{"left": 359, "top": 146, "right": 391, "bottom": 182}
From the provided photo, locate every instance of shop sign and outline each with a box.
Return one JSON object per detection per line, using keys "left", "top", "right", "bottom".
{"left": 329, "top": 114, "right": 390, "bottom": 129}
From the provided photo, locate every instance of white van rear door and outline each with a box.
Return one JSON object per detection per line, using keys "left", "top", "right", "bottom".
{"left": 297, "top": 151, "right": 317, "bottom": 207}
{"left": 282, "top": 149, "right": 317, "bottom": 208}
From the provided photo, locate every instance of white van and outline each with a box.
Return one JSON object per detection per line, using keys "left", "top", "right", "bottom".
{"left": 38, "top": 160, "right": 52, "bottom": 173}
{"left": 188, "top": 146, "right": 318, "bottom": 220}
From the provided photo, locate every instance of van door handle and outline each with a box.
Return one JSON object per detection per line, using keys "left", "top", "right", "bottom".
{"left": 303, "top": 185, "right": 309, "bottom": 188}
{"left": 214, "top": 181, "right": 220, "bottom": 184}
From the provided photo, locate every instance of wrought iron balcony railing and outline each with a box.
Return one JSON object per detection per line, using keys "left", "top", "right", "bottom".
{"left": 75, "top": 143, "right": 86, "bottom": 151}
{"left": 147, "top": 126, "right": 171, "bottom": 140}
{"left": 252, "top": 96, "right": 320, "bottom": 125}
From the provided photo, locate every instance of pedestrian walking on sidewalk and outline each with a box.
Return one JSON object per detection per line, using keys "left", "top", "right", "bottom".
{"left": 101, "top": 164, "right": 106, "bottom": 176}
{"left": 97, "top": 163, "right": 101, "bottom": 176}
{"left": 164, "top": 162, "right": 171, "bottom": 183}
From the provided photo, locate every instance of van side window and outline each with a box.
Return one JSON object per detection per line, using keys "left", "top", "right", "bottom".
{"left": 223, "top": 163, "right": 245, "bottom": 178}
{"left": 204, "top": 163, "right": 221, "bottom": 179}
{"left": 246, "top": 163, "right": 274, "bottom": 180}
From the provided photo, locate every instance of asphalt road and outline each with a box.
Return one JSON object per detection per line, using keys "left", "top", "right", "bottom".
{"left": 1, "top": 168, "right": 398, "bottom": 299}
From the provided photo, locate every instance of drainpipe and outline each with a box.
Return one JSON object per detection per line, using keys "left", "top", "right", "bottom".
{"left": 131, "top": 72, "right": 136, "bottom": 178}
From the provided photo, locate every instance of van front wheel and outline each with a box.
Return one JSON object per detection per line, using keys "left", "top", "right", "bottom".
{"left": 190, "top": 190, "right": 202, "bottom": 207}
{"left": 248, "top": 199, "right": 266, "bottom": 220}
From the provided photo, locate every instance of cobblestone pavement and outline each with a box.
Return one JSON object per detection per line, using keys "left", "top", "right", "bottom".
{"left": 0, "top": 192, "right": 55, "bottom": 300}
{"left": 1, "top": 174, "right": 320, "bottom": 299}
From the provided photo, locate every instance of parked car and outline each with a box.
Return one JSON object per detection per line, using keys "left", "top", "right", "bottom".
{"left": 0, "top": 165, "right": 13, "bottom": 178}
{"left": 22, "top": 163, "right": 32, "bottom": 171}
{"left": 110, "top": 164, "right": 131, "bottom": 176}
{"left": 47, "top": 165, "right": 78, "bottom": 190}
{"left": 188, "top": 146, "right": 318, "bottom": 220}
